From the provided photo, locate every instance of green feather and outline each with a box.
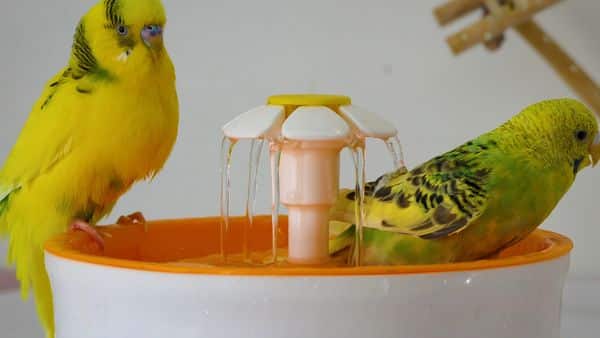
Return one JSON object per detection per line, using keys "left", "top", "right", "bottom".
{"left": 329, "top": 221, "right": 355, "bottom": 256}
{"left": 329, "top": 99, "right": 599, "bottom": 265}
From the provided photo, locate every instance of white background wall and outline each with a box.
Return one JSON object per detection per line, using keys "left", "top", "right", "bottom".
{"left": 0, "top": 1, "right": 599, "bottom": 335}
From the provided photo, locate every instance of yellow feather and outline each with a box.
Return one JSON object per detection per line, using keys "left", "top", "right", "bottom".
{"left": 0, "top": 1, "right": 178, "bottom": 337}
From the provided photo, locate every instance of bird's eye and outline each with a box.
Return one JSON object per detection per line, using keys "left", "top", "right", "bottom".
{"left": 576, "top": 130, "right": 588, "bottom": 141}
{"left": 116, "top": 25, "right": 128, "bottom": 36}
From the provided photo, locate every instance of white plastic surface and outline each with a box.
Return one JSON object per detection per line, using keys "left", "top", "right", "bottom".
{"left": 339, "top": 105, "right": 397, "bottom": 139}
{"left": 279, "top": 142, "right": 344, "bottom": 264}
{"left": 279, "top": 145, "right": 341, "bottom": 206}
{"left": 46, "top": 253, "right": 570, "bottom": 338}
{"left": 281, "top": 106, "right": 351, "bottom": 141}
{"left": 287, "top": 206, "right": 331, "bottom": 264}
{"left": 222, "top": 105, "right": 285, "bottom": 139}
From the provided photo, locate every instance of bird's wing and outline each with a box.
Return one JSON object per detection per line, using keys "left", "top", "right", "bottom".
{"left": 363, "top": 141, "right": 493, "bottom": 239}
{"left": 0, "top": 185, "right": 13, "bottom": 220}
{"left": 0, "top": 68, "right": 79, "bottom": 203}
{"left": 0, "top": 18, "right": 106, "bottom": 188}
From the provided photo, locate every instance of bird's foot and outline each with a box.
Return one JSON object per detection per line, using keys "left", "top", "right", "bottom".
{"left": 70, "top": 220, "right": 105, "bottom": 249}
{"left": 117, "top": 211, "right": 146, "bottom": 225}
{"left": 117, "top": 211, "right": 148, "bottom": 232}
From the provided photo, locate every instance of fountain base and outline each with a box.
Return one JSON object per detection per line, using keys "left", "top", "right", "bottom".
{"left": 45, "top": 216, "right": 571, "bottom": 338}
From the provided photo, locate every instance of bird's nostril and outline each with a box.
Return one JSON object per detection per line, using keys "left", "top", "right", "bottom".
{"left": 145, "top": 25, "right": 162, "bottom": 36}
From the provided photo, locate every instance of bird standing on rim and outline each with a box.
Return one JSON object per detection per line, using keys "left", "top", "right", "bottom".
{"left": 0, "top": 0, "right": 179, "bottom": 336}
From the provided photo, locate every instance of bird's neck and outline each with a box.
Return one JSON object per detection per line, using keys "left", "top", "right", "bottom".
{"left": 491, "top": 120, "right": 567, "bottom": 169}
{"left": 121, "top": 52, "right": 174, "bottom": 83}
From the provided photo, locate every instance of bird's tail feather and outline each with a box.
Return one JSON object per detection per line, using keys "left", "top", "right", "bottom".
{"left": 7, "top": 220, "right": 55, "bottom": 338}
{"left": 32, "top": 251, "right": 55, "bottom": 338}
{"left": 329, "top": 221, "right": 355, "bottom": 256}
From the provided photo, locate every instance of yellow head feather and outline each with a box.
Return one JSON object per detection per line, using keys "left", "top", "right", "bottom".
{"left": 496, "top": 98, "right": 599, "bottom": 173}
{"left": 71, "top": 0, "right": 170, "bottom": 81}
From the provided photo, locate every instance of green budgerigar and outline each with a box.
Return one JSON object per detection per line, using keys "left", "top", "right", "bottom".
{"left": 330, "top": 99, "right": 600, "bottom": 265}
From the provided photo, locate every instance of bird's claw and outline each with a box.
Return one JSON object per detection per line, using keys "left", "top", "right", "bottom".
{"left": 70, "top": 220, "right": 105, "bottom": 250}
{"left": 117, "top": 211, "right": 146, "bottom": 225}
{"left": 117, "top": 211, "right": 149, "bottom": 232}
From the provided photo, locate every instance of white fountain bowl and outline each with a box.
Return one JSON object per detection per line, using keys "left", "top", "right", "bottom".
{"left": 45, "top": 217, "right": 571, "bottom": 338}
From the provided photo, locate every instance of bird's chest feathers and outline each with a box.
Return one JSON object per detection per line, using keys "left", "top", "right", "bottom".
{"left": 491, "top": 158, "right": 572, "bottom": 227}
{"left": 86, "top": 74, "right": 177, "bottom": 183}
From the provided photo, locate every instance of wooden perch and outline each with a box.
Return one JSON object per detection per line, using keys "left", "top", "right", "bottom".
{"left": 515, "top": 20, "right": 600, "bottom": 115}
{"left": 446, "top": 0, "right": 563, "bottom": 55}
{"left": 434, "top": 0, "right": 485, "bottom": 26}
{"left": 434, "top": 0, "right": 600, "bottom": 117}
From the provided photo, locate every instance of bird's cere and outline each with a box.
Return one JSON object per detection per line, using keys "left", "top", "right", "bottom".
{"left": 142, "top": 25, "right": 163, "bottom": 48}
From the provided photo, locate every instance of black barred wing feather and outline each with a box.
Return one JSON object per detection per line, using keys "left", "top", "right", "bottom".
{"left": 363, "top": 141, "right": 493, "bottom": 239}
{"left": 71, "top": 21, "right": 99, "bottom": 78}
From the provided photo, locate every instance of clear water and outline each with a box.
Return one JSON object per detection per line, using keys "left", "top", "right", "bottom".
{"left": 243, "top": 139, "right": 265, "bottom": 261}
{"left": 351, "top": 146, "right": 367, "bottom": 266}
{"left": 385, "top": 136, "right": 408, "bottom": 173}
{"left": 269, "top": 143, "right": 282, "bottom": 264}
{"left": 219, "top": 137, "right": 237, "bottom": 261}
{"left": 216, "top": 138, "right": 286, "bottom": 266}
{"left": 170, "top": 248, "right": 349, "bottom": 269}
{"left": 215, "top": 131, "right": 408, "bottom": 267}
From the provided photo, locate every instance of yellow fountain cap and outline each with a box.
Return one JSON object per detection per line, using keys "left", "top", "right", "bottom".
{"left": 268, "top": 94, "right": 351, "bottom": 107}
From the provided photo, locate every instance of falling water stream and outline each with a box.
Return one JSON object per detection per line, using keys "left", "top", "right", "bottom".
{"left": 243, "top": 139, "right": 265, "bottom": 262}
{"left": 385, "top": 136, "right": 408, "bottom": 173}
{"left": 269, "top": 143, "right": 282, "bottom": 264}
{"left": 351, "top": 145, "right": 367, "bottom": 266}
{"left": 347, "top": 133, "right": 406, "bottom": 266}
{"left": 219, "top": 137, "right": 237, "bottom": 261}
{"left": 213, "top": 122, "right": 407, "bottom": 267}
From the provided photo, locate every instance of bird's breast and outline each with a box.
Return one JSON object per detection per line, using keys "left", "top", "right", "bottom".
{"left": 84, "top": 75, "right": 178, "bottom": 185}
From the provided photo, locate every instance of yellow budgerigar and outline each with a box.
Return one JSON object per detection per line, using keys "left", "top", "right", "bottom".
{"left": 0, "top": 0, "right": 178, "bottom": 336}
{"left": 331, "top": 99, "right": 599, "bottom": 265}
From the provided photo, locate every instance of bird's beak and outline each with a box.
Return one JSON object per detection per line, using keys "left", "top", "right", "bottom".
{"left": 590, "top": 133, "right": 600, "bottom": 167}
{"left": 142, "top": 25, "right": 163, "bottom": 50}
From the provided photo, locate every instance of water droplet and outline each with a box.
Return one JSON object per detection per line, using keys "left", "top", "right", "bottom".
{"left": 382, "top": 278, "right": 391, "bottom": 295}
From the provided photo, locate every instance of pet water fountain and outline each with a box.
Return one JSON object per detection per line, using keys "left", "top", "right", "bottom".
{"left": 44, "top": 95, "right": 572, "bottom": 338}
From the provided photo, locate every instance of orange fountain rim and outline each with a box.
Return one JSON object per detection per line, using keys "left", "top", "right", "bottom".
{"left": 44, "top": 216, "right": 572, "bottom": 276}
